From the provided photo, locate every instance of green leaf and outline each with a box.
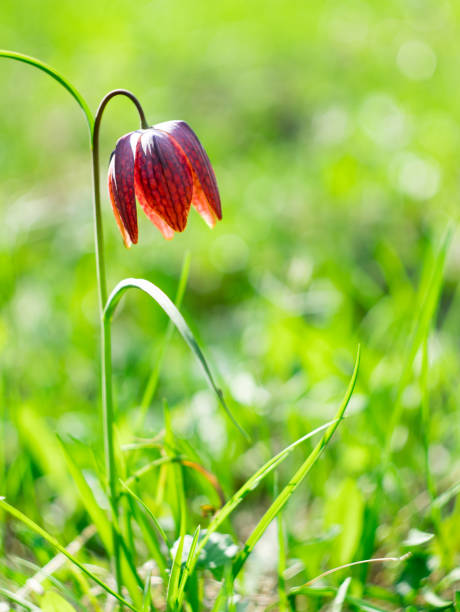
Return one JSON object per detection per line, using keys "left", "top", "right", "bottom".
{"left": 0, "top": 587, "right": 40, "bottom": 611}
{"left": 167, "top": 532, "right": 185, "bottom": 611}
{"left": 396, "top": 552, "right": 432, "bottom": 594}
{"left": 177, "top": 526, "right": 201, "bottom": 604}
{"left": 104, "top": 277, "right": 249, "bottom": 440}
{"left": 142, "top": 566, "right": 154, "bottom": 612}
{"left": 58, "top": 437, "right": 112, "bottom": 552}
{"left": 325, "top": 478, "right": 364, "bottom": 565}
{"left": 231, "top": 346, "right": 360, "bottom": 577}
{"left": 166, "top": 430, "right": 187, "bottom": 612}
{"left": 121, "top": 480, "right": 170, "bottom": 547}
{"left": 16, "top": 405, "right": 68, "bottom": 492}
{"left": 331, "top": 577, "right": 351, "bottom": 612}
{"left": 385, "top": 227, "right": 452, "bottom": 458}
{"left": 423, "top": 590, "right": 453, "bottom": 609}
{"left": 0, "top": 498, "right": 137, "bottom": 611}
{"left": 403, "top": 529, "right": 434, "bottom": 548}
{"left": 41, "top": 591, "right": 77, "bottom": 612}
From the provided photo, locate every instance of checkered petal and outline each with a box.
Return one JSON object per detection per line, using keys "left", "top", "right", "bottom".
{"left": 134, "top": 128, "right": 193, "bottom": 233}
{"left": 155, "top": 120, "right": 222, "bottom": 227}
{"left": 108, "top": 132, "right": 140, "bottom": 247}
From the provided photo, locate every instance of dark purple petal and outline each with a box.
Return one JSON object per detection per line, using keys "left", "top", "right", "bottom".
{"left": 155, "top": 120, "right": 222, "bottom": 222}
{"left": 108, "top": 132, "right": 139, "bottom": 247}
{"left": 133, "top": 128, "right": 193, "bottom": 232}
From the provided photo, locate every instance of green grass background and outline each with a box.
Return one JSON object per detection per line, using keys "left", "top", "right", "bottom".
{"left": 0, "top": 0, "right": 459, "bottom": 608}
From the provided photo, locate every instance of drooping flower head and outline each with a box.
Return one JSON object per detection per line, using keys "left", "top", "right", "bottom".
{"left": 108, "top": 121, "right": 222, "bottom": 247}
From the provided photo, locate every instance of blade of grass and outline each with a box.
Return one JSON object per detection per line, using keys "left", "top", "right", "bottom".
{"left": 165, "top": 404, "right": 187, "bottom": 611}
{"left": 15, "top": 524, "right": 96, "bottom": 606}
{"left": 384, "top": 227, "right": 452, "bottom": 460}
{"left": 0, "top": 498, "right": 138, "bottom": 611}
{"left": 182, "top": 417, "right": 342, "bottom": 597}
{"left": 142, "top": 565, "right": 154, "bottom": 612}
{"left": 224, "top": 564, "right": 236, "bottom": 612}
{"left": 432, "top": 481, "right": 460, "bottom": 510}
{"left": 0, "top": 587, "right": 41, "bottom": 611}
{"left": 129, "top": 498, "right": 168, "bottom": 586}
{"left": 166, "top": 532, "right": 185, "bottom": 612}
{"left": 176, "top": 526, "right": 200, "bottom": 606}
{"left": 139, "top": 252, "right": 191, "bottom": 426}
{"left": 120, "top": 481, "right": 170, "bottom": 548}
{"left": 210, "top": 588, "right": 225, "bottom": 612}
{"left": 420, "top": 335, "right": 449, "bottom": 563}
{"left": 300, "top": 554, "right": 410, "bottom": 587}
{"left": 124, "top": 456, "right": 179, "bottom": 489}
{"left": 58, "top": 438, "right": 112, "bottom": 552}
{"left": 103, "top": 277, "right": 249, "bottom": 440}
{"left": 275, "top": 473, "right": 288, "bottom": 612}
{"left": 231, "top": 346, "right": 360, "bottom": 578}
{"left": 70, "top": 566, "right": 104, "bottom": 612}
{"left": 331, "top": 577, "right": 351, "bottom": 612}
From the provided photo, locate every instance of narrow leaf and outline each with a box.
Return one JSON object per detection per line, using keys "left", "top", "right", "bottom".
{"left": 142, "top": 566, "right": 154, "bottom": 612}
{"left": 41, "top": 591, "right": 77, "bottom": 612}
{"left": 187, "top": 418, "right": 340, "bottom": 582}
{"left": 232, "top": 346, "right": 360, "bottom": 577}
{"left": 121, "top": 480, "right": 170, "bottom": 547}
{"left": 177, "top": 526, "right": 200, "bottom": 606}
{"left": 58, "top": 437, "right": 112, "bottom": 552}
{"left": 0, "top": 498, "right": 137, "bottom": 611}
{"left": 331, "top": 577, "right": 351, "bottom": 612}
{"left": 104, "top": 277, "right": 249, "bottom": 440}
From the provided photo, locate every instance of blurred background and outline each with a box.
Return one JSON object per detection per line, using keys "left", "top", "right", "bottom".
{"left": 0, "top": 0, "right": 459, "bottom": 605}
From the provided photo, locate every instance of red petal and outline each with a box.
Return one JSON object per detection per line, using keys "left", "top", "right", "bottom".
{"left": 134, "top": 129, "right": 193, "bottom": 233}
{"left": 155, "top": 121, "right": 222, "bottom": 224}
{"left": 137, "top": 203, "right": 175, "bottom": 240}
{"left": 108, "top": 132, "right": 139, "bottom": 247}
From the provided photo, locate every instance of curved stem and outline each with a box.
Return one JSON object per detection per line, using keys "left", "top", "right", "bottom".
{"left": 1, "top": 52, "right": 150, "bottom": 602}
{"left": 92, "top": 90, "right": 148, "bottom": 312}
{"left": 94, "top": 89, "right": 149, "bottom": 134}
{"left": 92, "top": 91, "right": 148, "bottom": 603}
{"left": 0, "top": 50, "right": 94, "bottom": 137}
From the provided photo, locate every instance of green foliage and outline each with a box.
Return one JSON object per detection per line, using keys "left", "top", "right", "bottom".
{"left": 1, "top": 0, "right": 460, "bottom": 609}
{"left": 325, "top": 478, "right": 364, "bottom": 566}
{"left": 41, "top": 591, "right": 77, "bottom": 612}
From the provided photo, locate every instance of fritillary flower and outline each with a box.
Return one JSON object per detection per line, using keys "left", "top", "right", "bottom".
{"left": 108, "top": 120, "right": 222, "bottom": 247}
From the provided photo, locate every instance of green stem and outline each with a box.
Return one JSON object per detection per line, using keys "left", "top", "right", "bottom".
{"left": 0, "top": 50, "right": 94, "bottom": 138}
{"left": 0, "top": 51, "right": 149, "bottom": 601}
{"left": 92, "top": 90, "right": 148, "bottom": 601}
{"left": 92, "top": 89, "right": 149, "bottom": 311}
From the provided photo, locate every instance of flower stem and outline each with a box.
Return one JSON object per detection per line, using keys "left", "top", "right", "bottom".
{"left": 0, "top": 50, "right": 94, "bottom": 138}
{"left": 0, "top": 51, "right": 149, "bottom": 602}
{"left": 92, "top": 89, "right": 149, "bottom": 602}
{"left": 91, "top": 89, "right": 148, "bottom": 311}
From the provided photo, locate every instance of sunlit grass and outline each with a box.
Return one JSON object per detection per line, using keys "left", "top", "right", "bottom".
{"left": 1, "top": 0, "right": 460, "bottom": 609}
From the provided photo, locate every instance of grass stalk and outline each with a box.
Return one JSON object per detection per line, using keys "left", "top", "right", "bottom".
{"left": 0, "top": 498, "right": 137, "bottom": 611}
{"left": 231, "top": 346, "right": 360, "bottom": 578}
